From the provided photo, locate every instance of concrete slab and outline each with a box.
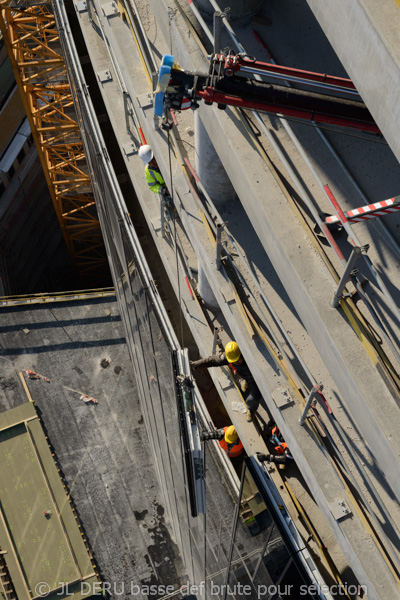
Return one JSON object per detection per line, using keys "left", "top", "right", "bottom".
{"left": 0, "top": 402, "right": 97, "bottom": 600}
{"left": 0, "top": 296, "right": 186, "bottom": 598}
{"left": 305, "top": 0, "right": 400, "bottom": 163}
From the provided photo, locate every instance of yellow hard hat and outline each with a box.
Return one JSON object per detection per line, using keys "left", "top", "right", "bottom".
{"left": 225, "top": 341, "right": 241, "bottom": 363}
{"left": 225, "top": 425, "right": 238, "bottom": 444}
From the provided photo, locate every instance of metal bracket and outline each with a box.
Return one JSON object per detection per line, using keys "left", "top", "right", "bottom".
{"left": 96, "top": 70, "right": 112, "bottom": 83}
{"left": 331, "top": 246, "right": 362, "bottom": 308}
{"left": 136, "top": 93, "right": 153, "bottom": 110}
{"left": 122, "top": 142, "right": 136, "bottom": 156}
{"left": 101, "top": 2, "right": 119, "bottom": 18}
{"left": 75, "top": 0, "right": 87, "bottom": 13}
{"left": 216, "top": 222, "right": 225, "bottom": 270}
{"left": 213, "top": 11, "right": 224, "bottom": 54}
{"left": 271, "top": 388, "right": 293, "bottom": 409}
{"left": 299, "top": 384, "right": 323, "bottom": 425}
{"left": 212, "top": 326, "right": 224, "bottom": 354}
{"left": 329, "top": 499, "right": 352, "bottom": 521}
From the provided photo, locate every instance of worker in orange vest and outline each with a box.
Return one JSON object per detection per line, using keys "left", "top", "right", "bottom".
{"left": 270, "top": 424, "right": 290, "bottom": 454}
{"left": 256, "top": 423, "right": 294, "bottom": 466}
{"left": 201, "top": 425, "right": 244, "bottom": 459}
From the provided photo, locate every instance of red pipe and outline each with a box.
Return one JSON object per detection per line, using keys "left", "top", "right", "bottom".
{"left": 252, "top": 30, "right": 272, "bottom": 60}
{"left": 184, "top": 157, "right": 200, "bottom": 183}
{"left": 138, "top": 128, "right": 146, "bottom": 145}
{"left": 321, "top": 223, "right": 346, "bottom": 264}
{"left": 169, "top": 109, "right": 178, "bottom": 126}
{"left": 184, "top": 275, "right": 194, "bottom": 299}
{"left": 197, "top": 89, "right": 380, "bottom": 134}
{"left": 323, "top": 184, "right": 348, "bottom": 224}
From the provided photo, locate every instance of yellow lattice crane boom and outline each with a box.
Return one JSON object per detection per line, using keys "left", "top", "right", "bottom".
{"left": 0, "top": 0, "right": 107, "bottom": 280}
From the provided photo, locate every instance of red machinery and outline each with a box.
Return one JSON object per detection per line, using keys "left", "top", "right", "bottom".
{"left": 158, "top": 52, "right": 380, "bottom": 134}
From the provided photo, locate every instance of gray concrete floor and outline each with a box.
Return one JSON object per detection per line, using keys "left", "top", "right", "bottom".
{"left": 0, "top": 297, "right": 186, "bottom": 597}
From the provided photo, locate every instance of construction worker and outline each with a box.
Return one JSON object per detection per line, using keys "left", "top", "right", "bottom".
{"left": 270, "top": 424, "right": 289, "bottom": 455}
{"left": 138, "top": 145, "right": 169, "bottom": 196}
{"left": 191, "top": 341, "right": 261, "bottom": 422}
{"left": 256, "top": 423, "right": 294, "bottom": 466}
{"left": 201, "top": 425, "right": 244, "bottom": 458}
{"left": 256, "top": 451, "right": 294, "bottom": 466}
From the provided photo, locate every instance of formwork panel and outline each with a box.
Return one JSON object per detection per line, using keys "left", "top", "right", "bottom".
{"left": 0, "top": 402, "right": 97, "bottom": 600}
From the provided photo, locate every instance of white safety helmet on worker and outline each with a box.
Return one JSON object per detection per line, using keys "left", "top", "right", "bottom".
{"left": 225, "top": 425, "right": 238, "bottom": 444}
{"left": 225, "top": 341, "right": 241, "bottom": 363}
{"left": 138, "top": 145, "right": 153, "bottom": 163}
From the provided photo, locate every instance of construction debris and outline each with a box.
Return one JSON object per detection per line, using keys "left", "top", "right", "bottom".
{"left": 26, "top": 369, "right": 51, "bottom": 383}
{"left": 80, "top": 395, "right": 99, "bottom": 405}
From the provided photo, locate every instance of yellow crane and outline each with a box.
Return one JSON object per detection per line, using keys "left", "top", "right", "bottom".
{"left": 0, "top": 1, "right": 107, "bottom": 280}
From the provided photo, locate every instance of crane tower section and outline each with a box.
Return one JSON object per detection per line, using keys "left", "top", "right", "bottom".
{"left": 0, "top": 1, "right": 106, "bottom": 279}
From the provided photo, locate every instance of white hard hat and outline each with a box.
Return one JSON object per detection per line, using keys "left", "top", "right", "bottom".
{"left": 138, "top": 145, "right": 153, "bottom": 163}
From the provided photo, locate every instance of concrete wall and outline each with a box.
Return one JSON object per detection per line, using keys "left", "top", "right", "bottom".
{"left": 305, "top": 0, "right": 400, "bottom": 163}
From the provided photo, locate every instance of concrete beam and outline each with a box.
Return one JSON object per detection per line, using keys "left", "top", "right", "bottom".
{"left": 305, "top": 0, "right": 400, "bottom": 162}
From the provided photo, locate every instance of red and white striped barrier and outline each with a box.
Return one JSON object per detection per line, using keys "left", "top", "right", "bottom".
{"left": 325, "top": 196, "right": 400, "bottom": 225}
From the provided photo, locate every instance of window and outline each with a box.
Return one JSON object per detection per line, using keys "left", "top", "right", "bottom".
{"left": 7, "top": 164, "right": 15, "bottom": 181}
{"left": 17, "top": 147, "right": 25, "bottom": 165}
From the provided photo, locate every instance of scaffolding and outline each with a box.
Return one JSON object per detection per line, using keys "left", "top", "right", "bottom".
{"left": 0, "top": 1, "right": 106, "bottom": 279}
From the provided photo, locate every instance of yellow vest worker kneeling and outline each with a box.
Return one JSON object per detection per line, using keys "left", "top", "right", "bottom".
{"left": 201, "top": 425, "right": 244, "bottom": 459}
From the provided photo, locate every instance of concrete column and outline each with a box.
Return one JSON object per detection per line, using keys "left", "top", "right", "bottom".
{"left": 198, "top": 263, "right": 219, "bottom": 309}
{"left": 195, "top": 0, "right": 263, "bottom": 23}
{"left": 195, "top": 111, "right": 236, "bottom": 310}
{"left": 194, "top": 110, "right": 236, "bottom": 206}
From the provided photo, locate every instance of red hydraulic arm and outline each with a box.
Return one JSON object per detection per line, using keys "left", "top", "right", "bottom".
{"left": 215, "top": 53, "right": 357, "bottom": 92}
{"left": 160, "top": 52, "right": 381, "bottom": 135}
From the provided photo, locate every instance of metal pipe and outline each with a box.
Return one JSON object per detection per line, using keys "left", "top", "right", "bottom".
{"left": 160, "top": 195, "right": 166, "bottom": 239}
{"left": 212, "top": 326, "right": 223, "bottom": 354}
{"left": 239, "top": 66, "right": 360, "bottom": 96}
{"left": 331, "top": 247, "right": 362, "bottom": 308}
{"left": 213, "top": 11, "right": 223, "bottom": 54}
{"left": 299, "top": 384, "right": 321, "bottom": 425}
{"left": 216, "top": 222, "right": 223, "bottom": 270}
{"left": 184, "top": 1, "right": 215, "bottom": 45}
{"left": 208, "top": 0, "right": 245, "bottom": 53}
{"left": 123, "top": 0, "right": 158, "bottom": 84}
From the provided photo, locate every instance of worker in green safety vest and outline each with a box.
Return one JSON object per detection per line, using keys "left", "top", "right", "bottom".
{"left": 139, "top": 145, "right": 169, "bottom": 196}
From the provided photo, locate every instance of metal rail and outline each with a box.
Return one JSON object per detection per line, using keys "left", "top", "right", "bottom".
{"left": 53, "top": 0, "right": 206, "bottom": 562}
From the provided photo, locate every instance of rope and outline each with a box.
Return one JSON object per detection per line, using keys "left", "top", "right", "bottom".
{"left": 167, "top": 125, "right": 185, "bottom": 351}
